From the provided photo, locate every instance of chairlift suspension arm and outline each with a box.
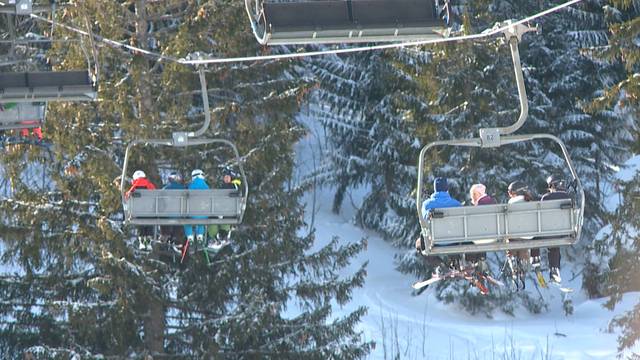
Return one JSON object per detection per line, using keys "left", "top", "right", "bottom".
{"left": 189, "top": 67, "right": 212, "bottom": 138}
{"left": 497, "top": 34, "right": 528, "bottom": 136}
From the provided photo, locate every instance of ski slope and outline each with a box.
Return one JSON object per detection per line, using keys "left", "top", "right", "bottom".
{"left": 295, "top": 117, "right": 640, "bottom": 359}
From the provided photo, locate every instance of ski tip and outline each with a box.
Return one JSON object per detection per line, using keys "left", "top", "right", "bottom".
{"left": 412, "top": 282, "right": 426, "bottom": 290}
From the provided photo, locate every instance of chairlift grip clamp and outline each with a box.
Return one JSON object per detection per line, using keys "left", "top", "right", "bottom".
{"left": 499, "top": 20, "right": 538, "bottom": 43}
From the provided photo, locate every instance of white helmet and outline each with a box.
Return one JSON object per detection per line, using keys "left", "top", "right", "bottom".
{"left": 132, "top": 170, "right": 146, "bottom": 180}
{"left": 191, "top": 169, "right": 204, "bottom": 178}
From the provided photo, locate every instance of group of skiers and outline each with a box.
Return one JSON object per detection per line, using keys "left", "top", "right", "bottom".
{"left": 416, "top": 175, "right": 571, "bottom": 284}
{"left": 125, "top": 167, "right": 242, "bottom": 252}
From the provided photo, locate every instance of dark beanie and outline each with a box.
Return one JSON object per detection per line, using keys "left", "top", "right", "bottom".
{"left": 434, "top": 177, "right": 448, "bottom": 192}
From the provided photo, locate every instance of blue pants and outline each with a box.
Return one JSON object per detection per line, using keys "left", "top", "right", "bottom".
{"left": 184, "top": 216, "right": 206, "bottom": 238}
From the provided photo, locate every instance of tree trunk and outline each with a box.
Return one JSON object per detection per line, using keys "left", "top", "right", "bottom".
{"left": 135, "top": 0, "right": 165, "bottom": 354}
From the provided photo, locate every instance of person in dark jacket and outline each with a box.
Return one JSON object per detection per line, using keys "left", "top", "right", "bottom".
{"left": 538, "top": 175, "right": 570, "bottom": 283}
{"left": 160, "top": 171, "right": 185, "bottom": 245}
{"left": 507, "top": 181, "right": 535, "bottom": 260}
{"left": 126, "top": 170, "right": 157, "bottom": 251}
{"left": 416, "top": 178, "right": 462, "bottom": 271}
{"left": 208, "top": 167, "right": 242, "bottom": 246}
{"left": 466, "top": 183, "right": 496, "bottom": 271}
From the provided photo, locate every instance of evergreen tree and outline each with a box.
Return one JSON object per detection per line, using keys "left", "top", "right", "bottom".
{"left": 0, "top": 1, "right": 371, "bottom": 358}
{"left": 586, "top": 0, "right": 640, "bottom": 355}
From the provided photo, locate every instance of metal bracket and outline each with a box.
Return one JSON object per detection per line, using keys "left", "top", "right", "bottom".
{"left": 477, "top": 20, "right": 538, "bottom": 144}
{"left": 479, "top": 128, "right": 501, "bottom": 147}
{"left": 172, "top": 132, "right": 189, "bottom": 146}
{"left": 498, "top": 20, "right": 538, "bottom": 42}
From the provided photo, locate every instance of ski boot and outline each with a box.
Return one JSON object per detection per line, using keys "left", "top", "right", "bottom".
{"left": 549, "top": 267, "right": 562, "bottom": 283}
{"left": 531, "top": 256, "right": 546, "bottom": 288}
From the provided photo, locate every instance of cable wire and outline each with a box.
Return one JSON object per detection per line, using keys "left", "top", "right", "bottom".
{"left": 30, "top": 0, "right": 583, "bottom": 67}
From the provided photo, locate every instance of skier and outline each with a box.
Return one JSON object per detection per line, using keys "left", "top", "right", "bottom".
{"left": 420, "top": 177, "right": 461, "bottom": 217}
{"left": 538, "top": 175, "right": 569, "bottom": 283}
{"left": 184, "top": 169, "right": 209, "bottom": 248}
{"left": 505, "top": 180, "right": 535, "bottom": 289}
{"left": 507, "top": 180, "right": 535, "bottom": 259}
{"left": 125, "top": 170, "right": 157, "bottom": 251}
{"left": 207, "top": 167, "right": 242, "bottom": 246}
{"left": 466, "top": 183, "right": 496, "bottom": 272}
{"left": 160, "top": 171, "right": 185, "bottom": 245}
{"left": 19, "top": 125, "right": 43, "bottom": 142}
{"left": 415, "top": 177, "right": 462, "bottom": 268}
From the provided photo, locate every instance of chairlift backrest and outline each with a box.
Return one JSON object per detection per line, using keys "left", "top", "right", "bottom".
{"left": 425, "top": 199, "right": 577, "bottom": 255}
{"left": 125, "top": 189, "right": 244, "bottom": 226}
{"left": 0, "top": 71, "right": 96, "bottom": 103}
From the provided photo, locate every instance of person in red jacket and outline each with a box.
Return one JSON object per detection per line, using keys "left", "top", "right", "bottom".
{"left": 126, "top": 170, "right": 156, "bottom": 251}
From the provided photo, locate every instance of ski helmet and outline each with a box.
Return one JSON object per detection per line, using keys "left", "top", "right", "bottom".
{"left": 168, "top": 171, "right": 181, "bottom": 183}
{"left": 191, "top": 169, "right": 205, "bottom": 178}
{"left": 546, "top": 175, "right": 566, "bottom": 190}
{"left": 132, "top": 170, "right": 146, "bottom": 180}
{"left": 222, "top": 166, "right": 237, "bottom": 178}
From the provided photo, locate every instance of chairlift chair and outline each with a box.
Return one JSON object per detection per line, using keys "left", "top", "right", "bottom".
{"left": 416, "top": 23, "right": 585, "bottom": 257}
{"left": 0, "top": 71, "right": 97, "bottom": 103}
{"left": 120, "top": 69, "right": 248, "bottom": 227}
{"left": 245, "top": 0, "right": 449, "bottom": 45}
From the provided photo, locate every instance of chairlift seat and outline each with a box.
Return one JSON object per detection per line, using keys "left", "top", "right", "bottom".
{"left": 253, "top": 0, "right": 446, "bottom": 45}
{"left": 0, "top": 71, "right": 96, "bottom": 103}
{"left": 0, "top": 103, "right": 44, "bottom": 130}
{"left": 422, "top": 199, "right": 578, "bottom": 255}
{"left": 124, "top": 189, "right": 246, "bottom": 226}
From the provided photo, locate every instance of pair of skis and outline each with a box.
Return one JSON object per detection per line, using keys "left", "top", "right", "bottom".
{"left": 412, "top": 265, "right": 504, "bottom": 295}
{"left": 178, "top": 237, "right": 230, "bottom": 265}
{"left": 413, "top": 263, "right": 572, "bottom": 295}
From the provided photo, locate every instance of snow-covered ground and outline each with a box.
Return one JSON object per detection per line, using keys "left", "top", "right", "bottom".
{"left": 295, "top": 114, "right": 640, "bottom": 359}
{"left": 305, "top": 184, "right": 640, "bottom": 360}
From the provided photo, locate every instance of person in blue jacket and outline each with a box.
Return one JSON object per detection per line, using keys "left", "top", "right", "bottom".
{"left": 184, "top": 169, "right": 209, "bottom": 245}
{"left": 421, "top": 177, "right": 462, "bottom": 218}
{"left": 416, "top": 177, "right": 462, "bottom": 254}
{"left": 160, "top": 171, "right": 185, "bottom": 245}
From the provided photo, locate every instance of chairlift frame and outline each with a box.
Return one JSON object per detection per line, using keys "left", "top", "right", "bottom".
{"left": 120, "top": 69, "right": 249, "bottom": 226}
{"left": 245, "top": 0, "right": 449, "bottom": 45}
{"left": 416, "top": 23, "right": 585, "bottom": 256}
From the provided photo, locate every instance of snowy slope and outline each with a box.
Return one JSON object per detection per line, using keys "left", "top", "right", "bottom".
{"left": 295, "top": 115, "right": 640, "bottom": 359}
